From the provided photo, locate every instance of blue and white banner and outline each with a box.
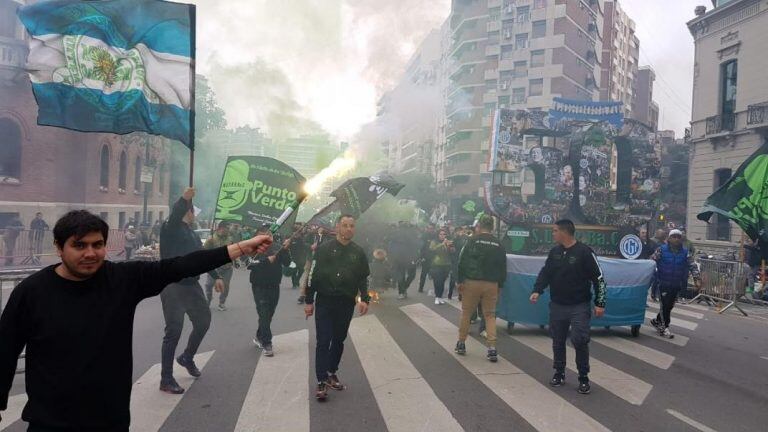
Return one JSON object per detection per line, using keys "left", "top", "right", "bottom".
{"left": 18, "top": 0, "right": 195, "bottom": 147}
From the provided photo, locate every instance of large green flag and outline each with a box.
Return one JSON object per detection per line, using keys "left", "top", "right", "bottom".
{"left": 214, "top": 156, "right": 305, "bottom": 229}
{"left": 697, "top": 140, "right": 768, "bottom": 242}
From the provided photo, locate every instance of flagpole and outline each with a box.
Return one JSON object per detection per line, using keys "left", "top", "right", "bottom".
{"left": 188, "top": 4, "right": 197, "bottom": 187}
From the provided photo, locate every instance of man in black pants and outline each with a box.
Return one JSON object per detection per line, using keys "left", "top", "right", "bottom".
{"left": 0, "top": 210, "right": 271, "bottom": 431}
{"left": 288, "top": 223, "right": 308, "bottom": 290}
{"left": 304, "top": 214, "right": 370, "bottom": 401}
{"left": 650, "top": 229, "right": 690, "bottom": 339}
{"left": 530, "top": 219, "right": 606, "bottom": 395}
{"left": 417, "top": 224, "right": 437, "bottom": 292}
{"left": 249, "top": 225, "right": 292, "bottom": 357}
{"left": 158, "top": 188, "right": 224, "bottom": 394}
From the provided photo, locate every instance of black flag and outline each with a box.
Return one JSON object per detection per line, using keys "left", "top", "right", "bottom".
{"left": 307, "top": 174, "right": 404, "bottom": 228}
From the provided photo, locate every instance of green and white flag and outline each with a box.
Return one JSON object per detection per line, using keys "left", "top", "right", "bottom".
{"left": 215, "top": 156, "right": 305, "bottom": 229}
{"left": 697, "top": 139, "right": 768, "bottom": 242}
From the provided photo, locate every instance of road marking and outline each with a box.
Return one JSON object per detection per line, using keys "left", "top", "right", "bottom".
{"left": 512, "top": 328, "right": 652, "bottom": 405}
{"left": 349, "top": 315, "right": 463, "bottom": 432}
{"left": 645, "top": 311, "right": 698, "bottom": 331}
{"left": 129, "top": 351, "right": 214, "bottom": 432}
{"left": 402, "top": 304, "right": 610, "bottom": 432}
{"left": 677, "top": 303, "right": 711, "bottom": 312}
{"left": 640, "top": 325, "right": 689, "bottom": 346}
{"left": 0, "top": 393, "right": 28, "bottom": 431}
{"left": 761, "top": 356, "right": 768, "bottom": 361}
{"left": 591, "top": 334, "right": 675, "bottom": 369}
{"left": 646, "top": 303, "right": 705, "bottom": 320}
{"left": 666, "top": 409, "right": 719, "bottom": 432}
{"left": 235, "top": 330, "right": 309, "bottom": 432}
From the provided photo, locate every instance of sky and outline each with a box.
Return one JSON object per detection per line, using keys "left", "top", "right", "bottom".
{"left": 192, "top": 0, "right": 703, "bottom": 141}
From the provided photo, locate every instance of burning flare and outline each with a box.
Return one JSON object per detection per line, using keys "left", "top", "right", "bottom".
{"left": 303, "top": 150, "right": 356, "bottom": 196}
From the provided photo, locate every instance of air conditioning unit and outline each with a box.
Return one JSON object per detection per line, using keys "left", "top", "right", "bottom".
{"left": 506, "top": 4, "right": 514, "bottom": 13}
{"left": 504, "top": 29, "right": 512, "bottom": 39}
{"left": 500, "top": 82, "right": 509, "bottom": 90}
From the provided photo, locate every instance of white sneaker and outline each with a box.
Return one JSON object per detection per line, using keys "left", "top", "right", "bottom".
{"left": 439, "top": 298, "right": 446, "bottom": 304}
{"left": 480, "top": 330, "right": 488, "bottom": 339}
{"left": 435, "top": 298, "right": 441, "bottom": 305}
{"left": 428, "top": 289, "right": 435, "bottom": 297}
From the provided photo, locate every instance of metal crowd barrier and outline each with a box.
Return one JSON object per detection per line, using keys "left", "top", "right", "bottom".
{"left": 689, "top": 258, "right": 749, "bottom": 315}
{"left": 1, "top": 229, "right": 128, "bottom": 268}
{"left": 1, "top": 268, "right": 36, "bottom": 375}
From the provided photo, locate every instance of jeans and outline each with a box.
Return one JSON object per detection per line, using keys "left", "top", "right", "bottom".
{"left": 314, "top": 294, "right": 355, "bottom": 382}
{"left": 549, "top": 301, "right": 592, "bottom": 377}
{"left": 458, "top": 280, "right": 499, "bottom": 346}
{"left": 392, "top": 261, "right": 411, "bottom": 295}
{"left": 430, "top": 265, "right": 451, "bottom": 298}
{"left": 656, "top": 285, "right": 680, "bottom": 328}
{"left": 160, "top": 282, "right": 211, "bottom": 380}
{"left": 252, "top": 284, "right": 280, "bottom": 345}
{"left": 205, "top": 267, "right": 233, "bottom": 306}
{"left": 418, "top": 261, "right": 431, "bottom": 292}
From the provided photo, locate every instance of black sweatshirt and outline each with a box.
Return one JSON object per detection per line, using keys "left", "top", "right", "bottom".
{"left": 306, "top": 239, "right": 370, "bottom": 304}
{"left": 532, "top": 241, "right": 607, "bottom": 308}
{"left": 0, "top": 246, "right": 231, "bottom": 430}
{"left": 159, "top": 197, "right": 220, "bottom": 283}
{"left": 248, "top": 243, "right": 291, "bottom": 287}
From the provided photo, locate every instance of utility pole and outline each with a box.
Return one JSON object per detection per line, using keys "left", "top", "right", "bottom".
{"left": 142, "top": 136, "right": 151, "bottom": 225}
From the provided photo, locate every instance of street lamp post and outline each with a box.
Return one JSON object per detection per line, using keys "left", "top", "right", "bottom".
{"left": 142, "top": 137, "right": 151, "bottom": 225}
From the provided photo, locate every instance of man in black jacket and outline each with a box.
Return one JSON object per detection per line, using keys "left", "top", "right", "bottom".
{"left": 454, "top": 216, "right": 506, "bottom": 362}
{"left": 158, "top": 188, "right": 224, "bottom": 394}
{"left": 530, "top": 219, "right": 606, "bottom": 395}
{"left": 249, "top": 224, "right": 292, "bottom": 357}
{"left": 0, "top": 209, "right": 272, "bottom": 430}
{"left": 304, "top": 214, "right": 370, "bottom": 401}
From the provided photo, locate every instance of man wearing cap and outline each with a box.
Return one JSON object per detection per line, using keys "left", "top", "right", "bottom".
{"left": 650, "top": 229, "right": 689, "bottom": 339}
{"left": 158, "top": 188, "right": 225, "bottom": 394}
{"left": 203, "top": 221, "right": 235, "bottom": 311}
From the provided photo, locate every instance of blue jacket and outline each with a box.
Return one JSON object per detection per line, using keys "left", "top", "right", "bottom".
{"left": 655, "top": 244, "right": 689, "bottom": 289}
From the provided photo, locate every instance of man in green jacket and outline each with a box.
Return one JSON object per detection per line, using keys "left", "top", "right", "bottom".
{"left": 203, "top": 222, "right": 235, "bottom": 311}
{"left": 454, "top": 215, "right": 507, "bottom": 362}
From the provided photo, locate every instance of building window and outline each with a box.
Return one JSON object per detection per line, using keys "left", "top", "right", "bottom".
{"left": 709, "top": 168, "right": 732, "bottom": 241}
{"left": 529, "top": 78, "right": 544, "bottom": 96}
{"left": 148, "top": 211, "right": 154, "bottom": 224}
{"left": 532, "top": 20, "right": 546, "bottom": 38}
{"left": 158, "top": 163, "right": 165, "bottom": 193}
{"left": 100, "top": 212, "right": 108, "bottom": 222}
{"left": 515, "top": 33, "right": 528, "bottom": 49}
{"left": 134, "top": 157, "right": 142, "bottom": 192}
{"left": 99, "top": 145, "right": 110, "bottom": 188}
{"left": 134, "top": 211, "right": 141, "bottom": 225}
{"left": 501, "top": 45, "right": 514, "bottom": 59}
{"left": 0, "top": 118, "right": 22, "bottom": 179}
{"left": 118, "top": 151, "right": 127, "bottom": 190}
{"left": 513, "top": 60, "right": 528, "bottom": 78}
{"left": 534, "top": 0, "right": 547, "bottom": 9}
{"left": 517, "top": 6, "right": 530, "bottom": 22}
{"left": 159, "top": 211, "right": 164, "bottom": 223}
{"left": 513, "top": 88, "right": 526, "bottom": 104}
{"left": 118, "top": 212, "right": 126, "bottom": 229}
{"left": 531, "top": 49, "right": 545, "bottom": 67}
{"left": 720, "top": 60, "right": 737, "bottom": 131}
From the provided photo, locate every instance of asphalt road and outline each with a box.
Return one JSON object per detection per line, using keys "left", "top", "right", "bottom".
{"left": 2, "top": 269, "right": 768, "bottom": 432}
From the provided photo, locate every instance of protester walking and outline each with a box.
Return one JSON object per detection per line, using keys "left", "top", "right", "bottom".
{"left": 204, "top": 221, "right": 235, "bottom": 311}
{"left": 448, "top": 226, "right": 469, "bottom": 300}
{"left": 454, "top": 216, "right": 506, "bottom": 362}
{"left": 29, "top": 212, "right": 49, "bottom": 257}
{"left": 650, "top": 229, "right": 690, "bottom": 339}
{"left": 418, "top": 224, "right": 437, "bottom": 293}
{"left": 304, "top": 215, "right": 370, "bottom": 401}
{"left": 0, "top": 209, "right": 271, "bottom": 431}
{"left": 288, "top": 222, "right": 309, "bottom": 290}
{"left": 158, "top": 188, "right": 225, "bottom": 394}
{"left": 529, "top": 219, "right": 606, "bottom": 395}
{"left": 429, "top": 229, "right": 454, "bottom": 304}
{"left": 2, "top": 216, "right": 23, "bottom": 266}
{"left": 248, "top": 225, "right": 291, "bottom": 357}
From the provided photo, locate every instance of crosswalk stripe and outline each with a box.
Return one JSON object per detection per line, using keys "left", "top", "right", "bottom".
{"left": 677, "top": 303, "right": 710, "bottom": 312}
{"left": 646, "top": 303, "right": 705, "bottom": 320}
{"left": 443, "top": 301, "right": 652, "bottom": 405}
{"left": 591, "top": 334, "right": 675, "bottom": 369}
{"left": 666, "top": 409, "right": 719, "bottom": 432}
{"left": 349, "top": 315, "right": 463, "bottom": 432}
{"left": 129, "top": 351, "right": 214, "bottom": 432}
{"left": 640, "top": 325, "right": 689, "bottom": 346}
{"left": 234, "top": 330, "right": 309, "bottom": 432}
{"left": 0, "top": 393, "right": 27, "bottom": 431}
{"left": 644, "top": 311, "right": 698, "bottom": 330}
{"left": 401, "top": 304, "right": 610, "bottom": 432}
{"left": 511, "top": 328, "right": 652, "bottom": 406}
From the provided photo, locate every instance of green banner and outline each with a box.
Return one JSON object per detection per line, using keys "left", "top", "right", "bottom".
{"left": 503, "top": 224, "right": 636, "bottom": 257}
{"left": 697, "top": 139, "right": 768, "bottom": 243}
{"left": 215, "top": 156, "right": 305, "bottom": 229}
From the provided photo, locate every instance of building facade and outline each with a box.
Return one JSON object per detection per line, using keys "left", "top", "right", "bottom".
{"left": 634, "top": 66, "right": 660, "bottom": 130}
{"left": 686, "top": 0, "right": 768, "bottom": 249}
{"left": 0, "top": 0, "right": 170, "bottom": 232}
{"left": 436, "top": 0, "right": 607, "bottom": 215}
{"left": 600, "top": 1, "right": 639, "bottom": 119}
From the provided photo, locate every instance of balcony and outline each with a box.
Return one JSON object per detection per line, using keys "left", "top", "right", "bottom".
{"left": 487, "top": 21, "right": 501, "bottom": 33}
{"left": 454, "top": 45, "right": 486, "bottom": 64}
{"left": 445, "top": 156, "right": 484, "bottom": 177}
{"left": 445, "top": 137, "right": 482, "bottom": 156}
{"left": 450, "top": 65, "right": 485, "bottom": 86}
{"left": 446, "top": 115, "right": 483, "bottom": 136}
{"left": 484, "top": 68, "right": 499, "bottom": 80}
{"left": 706, "top": 112, "right": 736, "bottom": 135}
{"left": 747, "top": 102, "right": 768, "bottom": 127}
{"left": 486, "top": 45, "right": 501, "bottom": 56}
